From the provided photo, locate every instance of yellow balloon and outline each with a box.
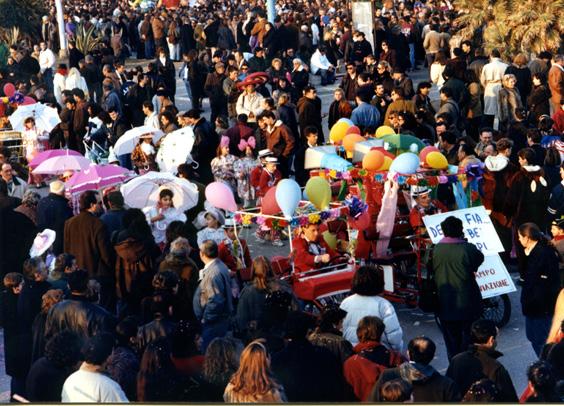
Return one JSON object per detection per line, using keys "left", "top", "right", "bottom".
{"left": 375, "top": 125, "right": 395, "bottom": 138}
{"left": 322, "top": 231, "right": 338, "bottom": 250}
{"left": 305, "top": 176, "right": 332, "bottom": 210}
{"left": 379, "top": 155, "right": 393, "bottom": 171}
{"left": 426, "top": 151, "right": 448, "bottom": 169}
{"left": 329, "top": 121, "right": 350, "bottom": 144}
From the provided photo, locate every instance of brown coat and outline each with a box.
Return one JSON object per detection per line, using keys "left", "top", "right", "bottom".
{"left": 151, "top": 17, "right": 165, "bottom": 40}
{"left": 114, "top": 237, "right": 159, "bottom": 301}
{"left": 548, "top": 64, "right": 564, "bottom": 110}
{"left": 384, "top": 99, "right": 415, "bottom": 126}
{"left": 251, "top": 19, "right": 267, "bottom": 45}
{"left": 267, "top": 121, "right": 295, "bottom": 159}
{"left": 64, "top": 211, "right": 113, "bottom": 279}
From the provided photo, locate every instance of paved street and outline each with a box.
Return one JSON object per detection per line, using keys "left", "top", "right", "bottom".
{"left": 0, "top": 64, "right": 538, "bottom": 401}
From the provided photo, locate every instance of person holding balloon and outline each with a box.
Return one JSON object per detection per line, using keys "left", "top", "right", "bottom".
{"left": 233, "top": 136, "right": 259, "bottom": 208}
{"left": 211, "top": 136, "right": 238, "bottom": 193}
{"left": 408, "top": 186, "right": 448, "bottom": 236}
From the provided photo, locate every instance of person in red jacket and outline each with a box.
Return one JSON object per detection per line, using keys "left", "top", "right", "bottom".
{"left": 218, "top": 219, "right": 252, "bottom": 285}
{"left": 291, "top": 222, "right": 339, "bottom": 273}
{"left": 343, "top": 316, "right": 403, "bottom": 401}
{"left": 409, "top": 186, "right": 448, "bottom": 235}
{"left": 250, "top": 149, "right": 273, "bottom": 195}
{"left": 256, "top": 156, "right": 282, "bottom": 199}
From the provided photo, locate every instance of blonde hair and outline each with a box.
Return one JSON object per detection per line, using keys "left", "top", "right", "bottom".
{"left": 277, "top": 92, "right": 290, "bottom": 107}
{"left": 228, "top": 340, "right": 281, "bottom": 397}
{"left": 41, "top": 289, "right": 64, "bottom": 313}
{"left": 513, "top": 53, "right": 528, "bottom": 67}
{"left": 323, "top": 31, "right": 334, "bottom": 41}
{"left": 502, "top": 74, "right": 517, "bottom": 87}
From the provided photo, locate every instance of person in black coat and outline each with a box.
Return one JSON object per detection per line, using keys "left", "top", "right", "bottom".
{"left": 155, "top": 48, "right": 176, "bottom": 102}
{"left": 517, "top": 223, "right": 561, "bottom": 356}
{"left": 446, "top": 319, "right": 518, "bottom": 402}
{"left": 372, "top": 337, "right": 461, "bottom": 402}
{"left": 26, "top": 331, "right": 82, "bottom": 402}
{"left": 297, "top": 86, "right": 323, "bottom": 141}
{"left": 0, "top": 273, "right": 23, "bottom": 401}
{"left": 16, "top": 258, "right": 52, "bottom": 397}
{"left": 293, "top": 126, "right": 318, "bottom": 187}
{"left": 184, "top": 110, "right": 218, "bottom": 184}
{"left": 179, "top": 17, "right": 195, "bottom": 57}
{"left": 36, "top": 181, "right": 72, "bottom": 255}
{"left": 271, "top": 311, "right": 349, "bottom": 402}
{"left": 67, "top": 41, "right": 85, "bottom": 70}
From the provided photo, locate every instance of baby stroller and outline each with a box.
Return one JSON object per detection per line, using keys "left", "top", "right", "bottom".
{"left": 84, "top": 118, "right": 110, "bottom": 164}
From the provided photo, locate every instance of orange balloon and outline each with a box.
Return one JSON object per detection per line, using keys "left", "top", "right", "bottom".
{"left": 362, "top": 150, "right": 385, "bottom": 171}
{"left": 343, "top": 133, "right": 364, "bottom": 152}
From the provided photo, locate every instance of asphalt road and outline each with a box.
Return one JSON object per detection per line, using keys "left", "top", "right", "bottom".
{"left": 0, "top": 62, "right": 538, "bottom": 401}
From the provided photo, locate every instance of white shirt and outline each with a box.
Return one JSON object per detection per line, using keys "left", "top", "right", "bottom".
{"left": 144, "top": 112, "right": 160, "bottom": 129}
{"left": 39, "top": 48, "right": 56, "bottom": 73}
{"left": 310, "top": 50, "right": 332, "bottom": 74}
{"left": 61, "top": 367, "right": 128, "bottom": 402}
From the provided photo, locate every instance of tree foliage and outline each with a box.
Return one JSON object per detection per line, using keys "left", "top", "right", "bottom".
{"left": 453, "top": 0, "right": 564, "bottom": 58}
{"left": 0, "top": 0, "right": 46, "bottom": 43}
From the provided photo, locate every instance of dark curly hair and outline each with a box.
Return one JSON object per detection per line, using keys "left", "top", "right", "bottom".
{"left": 351, "top": 265, "right": 385, "bottom": 296}
{"left": 45, "top": 331, "right": 82, "bottom": 369}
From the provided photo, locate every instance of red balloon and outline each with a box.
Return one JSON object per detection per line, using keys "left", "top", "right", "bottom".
{"left": 21, "top": 96, "right": 36, "bottom": 106}
{"left": 261, "top": 187, "right": 281, "bottom": 215}
{"left": 420, "top": 146, "right": 440, "bottom": 163}
{"left": 345, "top": 125, "right": 361, "bottom": 136}
{"left": 3, "top": 83, "right": 15, "bottom": 98}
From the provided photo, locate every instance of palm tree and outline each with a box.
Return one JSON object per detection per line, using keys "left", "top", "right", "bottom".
{"left": 453, "top": 0, "right": 563, "bottom": 58}
{"left": 0, "top": 0, "right": 46, "bottom": 44}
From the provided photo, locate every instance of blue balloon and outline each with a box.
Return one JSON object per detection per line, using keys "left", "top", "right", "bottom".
{"left": 337, "top": 118, "right": 354, "bottom": 126}
{"left": 276, "top": 179, "right": 302, "bottom": 218}
{"left": 320, "top": 153, "right": 353, "bottom": 172}
{"left": 389, "top": 152, "right": 420, "bottom": 175}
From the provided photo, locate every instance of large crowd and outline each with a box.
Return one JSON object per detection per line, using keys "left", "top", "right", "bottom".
{"left": 0, "top": 0, "right": 563, "bottom": 403}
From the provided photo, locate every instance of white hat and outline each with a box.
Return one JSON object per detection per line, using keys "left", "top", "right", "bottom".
{"left": 50, "top": 180, "right": 65, "bottom": 195}
{"left": 222, "top": 218, "right": 237, "bottom": 228}
{"left": 29, "top": 229, "right": 56, "bottom": 258}
{"left": 410, "top": 185, "right": 431, "bottom": 198}
{"left": 265, "top": 156, "right": 279, "bottom": 164}
{"left": 258, "top": 149, "right": 273, "bottom": 158}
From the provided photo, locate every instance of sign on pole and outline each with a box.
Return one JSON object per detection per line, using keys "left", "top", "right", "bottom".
{"left": 422, "top": 206, "right": 516, "bottom": 298}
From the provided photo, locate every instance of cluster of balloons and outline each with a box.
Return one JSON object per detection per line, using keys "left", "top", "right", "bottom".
{"left": 361, "top": 147, "right": 395, "bottom": 171}
{"left": 420, "top": 146, "right": 448, "bottom": 169}
{"left": 2, "top": 83, "right": 36, "bottom": 105}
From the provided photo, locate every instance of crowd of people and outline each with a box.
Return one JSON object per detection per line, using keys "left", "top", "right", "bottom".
{"left": 0, "top": 0, "right": 563, "bottom": 403}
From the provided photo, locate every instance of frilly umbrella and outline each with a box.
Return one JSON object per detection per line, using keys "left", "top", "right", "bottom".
{"left": 120, "top": 171, "right": 199, "bottom": 212}
{"left": 113, "top": 126, "right": 165, "bottom": 156}
{"left": 155, "top": 127, "right": 196, "bottom": 173}
{"left": 33, "top": 155, "right": 91, "bottom": 175}
{"left": 65, "top": 163, "right": 132, "bottom": 194}
{"left": 8, "top": 103, "right": 61, "bottom": 133}
{"left": 29, "top": 149, "right": 82, "bottom": 169}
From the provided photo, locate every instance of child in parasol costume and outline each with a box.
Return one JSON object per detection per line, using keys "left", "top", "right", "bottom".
{"left": 131, "top": 134, "right": 158, "bottom": 174}
{"left": 211, "top": 136, "right": 238, "bottom": 192}
{"left": 22, "top": 117, "right": 50, "bottom": 187}
{"left": 145, "top": 188, "right": 187, "bottom": 249}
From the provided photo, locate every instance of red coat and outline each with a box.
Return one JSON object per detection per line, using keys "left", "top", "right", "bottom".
{"left": 344, "top": 341, "right": 404, "bottom": 401}
{"left": 291, "top": 235, "right": 338, "bottom": 274}
{"left": 218, "top": 238, "right": 252, "bottom": 280}
{"left": 257, "top": 168, "right": 281, "bottom": 198}
{"left": 250, "top": 166, "right": 263, "bottom": 189}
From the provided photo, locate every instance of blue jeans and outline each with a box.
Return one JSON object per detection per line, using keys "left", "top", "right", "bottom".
{"left": 525, "top": 315, "right": 552, "bottom": 357}
{"left": 144, "top": 40, "right": 155, "bottom": 59}
{"left": 183, "top": 80, "right": 193, "bottom": 110}
{"left": 409, "top": 43, "right": 415, "bottom": 70}
{"left": 201, "top": 319, "right": 230, "bottom": 352}
{"left": 318, "top": 69, "right": 335, "bottom": 85}
{"left": 117, "top": 154, "right": 132, "bottom": 170}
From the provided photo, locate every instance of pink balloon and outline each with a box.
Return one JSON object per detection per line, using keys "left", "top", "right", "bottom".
{"left": 419, "top": 146, "right": 440, "bottom": 163}
{"left": 261, "top": 187, "right": 281, "bottom": 215}
{"left": 21, "top": 96, "right": 36, "bottom": 106}
{"left": 3, "top": 83, "right": 15, "bottom": 98}
{"left": 205, "top": 182, "right": 237, "bottom": 212}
